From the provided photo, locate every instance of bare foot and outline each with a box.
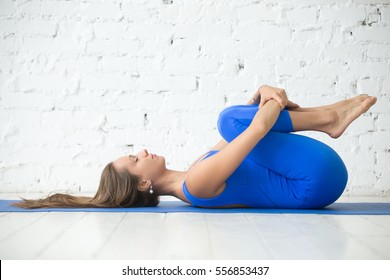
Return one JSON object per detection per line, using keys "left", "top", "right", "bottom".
{"left": 327, "top": 94, "right": 370, "bottom": 110}
{"left": 288, "top": 94, "right": 370, "bottom": 112}
{"left": 326, "top": 96, "right": 377, "bottom": 138}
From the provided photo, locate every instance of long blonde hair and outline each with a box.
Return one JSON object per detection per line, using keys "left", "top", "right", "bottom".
{"left": 12, "top": 162, "right": 159, "bottom": 209}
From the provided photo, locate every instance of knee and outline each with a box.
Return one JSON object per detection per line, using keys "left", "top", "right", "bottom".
{"left": 217, "top": 105, "right": 246, "bottom": 142}
{"left": 304, "top": 150, "right": 348, "bottom": 208}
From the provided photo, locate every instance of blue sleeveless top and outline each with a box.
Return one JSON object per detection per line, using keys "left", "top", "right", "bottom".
{"left": 182, "top": 150, "right": 264, "bottom": 208}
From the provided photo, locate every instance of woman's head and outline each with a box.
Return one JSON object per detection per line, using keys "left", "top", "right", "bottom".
{"left": 95, "top": 160, "right": 159, "bottom": 207}
{"left": 13, "top": 149, "right": 161, "bottom": 209}
{"left": 112, "top": 149, "right": 166, "bottom": 185}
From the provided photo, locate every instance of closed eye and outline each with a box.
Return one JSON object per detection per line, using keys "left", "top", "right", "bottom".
{"left": 129, "top": 155, "right": 138, "bottom": 163}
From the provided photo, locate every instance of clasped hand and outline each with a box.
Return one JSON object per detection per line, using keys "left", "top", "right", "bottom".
{"left": 255, "top": 85, "right": 300, "bottom": 110}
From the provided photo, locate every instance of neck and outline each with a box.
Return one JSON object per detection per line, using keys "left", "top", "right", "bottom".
{"left": 151, "top": 168, "right": 188, "bottom": 199}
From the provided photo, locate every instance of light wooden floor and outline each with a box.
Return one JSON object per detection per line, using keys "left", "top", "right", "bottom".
{"left": 1, "top": 194, "right": 389, "bottom": 260}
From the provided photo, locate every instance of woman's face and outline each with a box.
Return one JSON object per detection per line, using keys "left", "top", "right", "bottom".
{"left": 113, "top": 149, "right": 166, "bottom": 181}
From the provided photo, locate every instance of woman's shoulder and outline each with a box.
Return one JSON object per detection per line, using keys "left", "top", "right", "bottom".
{"left": 187, "top": 150, "right": 219, "bottom": 171}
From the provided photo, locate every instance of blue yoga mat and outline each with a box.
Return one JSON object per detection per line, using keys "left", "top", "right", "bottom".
{"left": 1, "top": 200, "right": 390, "bottom": 215}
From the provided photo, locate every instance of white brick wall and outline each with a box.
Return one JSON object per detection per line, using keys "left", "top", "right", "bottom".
{"left": 0, "top": 0, "right": 389, "bottom": 197}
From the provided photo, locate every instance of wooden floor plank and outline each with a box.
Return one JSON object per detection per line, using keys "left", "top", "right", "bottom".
{"left": 0, "top": 212, "right": 47, "bottom": 243}
{"left": 96, "top": 213, "right": 166, "bottom": 259}
{"left": 207, "top": 213, "right": 271, "bottom": 259}
{"left": 38, "top": 212, "right": 126, "bottom": 259}
{"left": 156, "top": 213, "right": 211, "bottom": 259}
{"left": 0, "top": 212, "right": 85, "bottom": 259}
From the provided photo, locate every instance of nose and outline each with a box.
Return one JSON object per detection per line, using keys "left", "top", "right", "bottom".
{"left": 137, "top": 149, "right": 148, "bottom": 158}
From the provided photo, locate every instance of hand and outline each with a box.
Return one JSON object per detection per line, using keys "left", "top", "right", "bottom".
{"left": 256, "top": 85, "right": 299, "bottom": 110}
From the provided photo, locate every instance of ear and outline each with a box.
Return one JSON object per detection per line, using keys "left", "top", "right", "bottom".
{"left": 137, "top": 180, "right": 152, "bottom": 192}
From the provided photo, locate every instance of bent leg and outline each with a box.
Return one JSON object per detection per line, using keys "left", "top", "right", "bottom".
{"left": 218, "top": 104, "right": 294, "bottom": 134}
{"left": 248, "top": 131, "right": 348, "bottom": 208}
{"left": 217, "top": 104, "right": 348, "bottom": 208}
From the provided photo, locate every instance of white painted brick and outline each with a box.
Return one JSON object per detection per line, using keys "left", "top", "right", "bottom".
{"left": 349, "top": 115, "right": 375, "bottom": 134}
{"left": 354, "top": 26, "right": 390, "bottom": 43}
{"left": 40, "top": 1, "right": 76, "bottom": 17}
{"left": 201, "top": 40, "right": 237, "bottom": 61}
{"left": 87, "top": 38, "right": 140, "bottom": 55}
{"left": 80, "top": 74, "right": 138, "bottom": 91}
{"left": 42, "top": 110, "right": 107, "bottom": 130}
{"left": 381, "top": 77, "right": 389, "bottom": 94}
{"left": 376, "top": 172, "right": 390, "bottom": 192}
{"left": 0, "top": 0, "right": 389, "bottom": 196}
{"left": 234, "top": 24, "right": 291, "bottom": 42}
{"left": 367, "top": 44, "right": 390, "bottom": 59}
{"left": 101, "top": 56, "right": 137, "bottom": 73}
{"left": 112, "top": 92, "right": 165, "bottom": 111}
{"left": 283, "top": 42, "right": 322, "bottom": 61}
{"left": 163, "top": 57, "right": 220, "bottom": 75}
{"left": 0, "top": 0, "right": 16, "bottom": 15}
{"left": 348, "top": 61, "right": 388, "bottom": 78}
{"left": 19, "top": 37, "right": 80, "bottom": 55}
{"left": 181, "top": 112, "right": 216, "bottom": 131}
{"left": 198, "top": 76, "right": 218, "bottom": 91}
{"left": 323, "top": 43, "right": 366, "bottom": 61}
{"left": 236, "top": 41, "right": 263, "bottom": 58}
{"left": 55, "top": 57, "right": 98, "bottom": 74}
{"left": 16, "top": 19, "right": 58, "bottom": 37}
{"left": 139, "top": 75, "right": 196, "bottom": 91}
{"left": 18, "top": 127, "right": 66, "bottom": 147}
{"left": 372, "top": 132, "right": 390, "bottom": 151}
{"left": 286, "top": 78, "right": 335, "bottom": 97}
{"left": 292, "top": 28, "right": 321, "bottom": 43}
{"left": 169, "top": 38, "right": 201, "bottom": 57}
{"left": 105, "top": 111, "right": 144, "bottom": 128}
{"left": 352, "top": 0, "right": 389, "bottom": 4}
{"left": 76, "top": 2, "right": 122, "bottom": 20}
{"left": 320, "top": 6, "right": 366, "bottom": 26}
{"left": 168, "top": 2, "right": 203, "bottom": 24}
{"left": 304, "top": 62, "right": 347, "bottom": 79}
{"left": 276, "top": 60, "right": 301, "bottom": 77}
{"left": 2, "top": 165, "right": 47, "bottom": 191}
{"left": 285, "top": 7, "right": 318, "bottom": 26}
{"left": 48, "top": 165, "right": 98, "bottom": 189}
{"left": 134, "top": 56, "right": 162, "bottom": 74}
{"left": 121, "top": 3, "right": 151, "bottom": 21}
{"left": 0, "top": 19, "right": 17, "bottom": 36}
{"left": 244, "top": 59, "right": 275, "bottom": 78}
{"left": 237, "top": 5, "right": 280, "bottom": 22}
{"left": 382, "top": 5, "right": 390, "bottom": 23}
{"left": 216, "top": 76, "right": 255, "bottom": 92}
{"left": 357, "top": 78, "right": 381, "bottom": 96}
{"left": 202, "top": 3, "right": 235, "bottom": 22}
{"left": 63, "top": 129, "right": 103, "bottom": 147}
{"left": 124, "top": 23, "right": 172, "bottom": 39}
{"left": 1, "top": 91, "right": 56, "bottom": 110}
{"left": 377, "top": 114, "right": 390, "bottom": 131}
{"left": 0, "top": 110, "right": 40, "bottom": 128}
{"left": 148, "top": 112, "right": 180, "bottom": 129}
{"left": 368, "top": 96, "right": 390, "bottom": 114}
{"left": 174, "top": 23, "right": 231, "bottom": 39}
{"left": 376, "top": 152, "right": 390, "bottom": 173}
{"left": 93, "top": 22, "right": 129, "bottom": 39}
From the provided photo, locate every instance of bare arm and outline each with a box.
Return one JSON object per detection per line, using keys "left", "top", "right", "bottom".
{"left": 185, "top": 99, "right": 281, "bottom": 197}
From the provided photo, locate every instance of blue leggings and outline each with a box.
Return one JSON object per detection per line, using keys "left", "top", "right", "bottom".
{"left": 216, "top": 105, "right": 348, "bottom": 208}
